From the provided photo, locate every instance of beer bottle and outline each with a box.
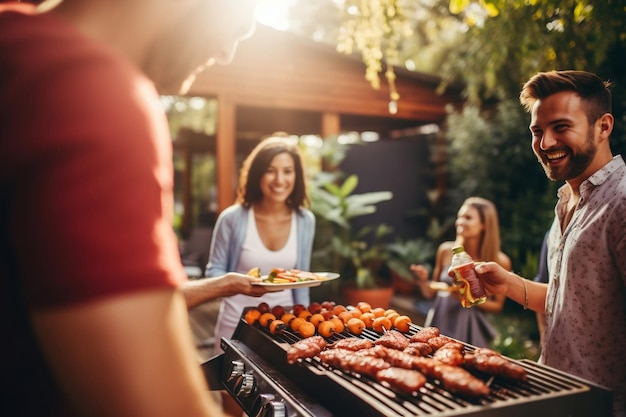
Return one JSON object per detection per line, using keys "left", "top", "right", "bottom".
{"left": 450, "top": 245, "right": 487, "bottom": 308}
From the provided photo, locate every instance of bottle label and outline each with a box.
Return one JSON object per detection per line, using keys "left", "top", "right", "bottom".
{"left": 452, "top": 262, "right": 487, "bottom": 308}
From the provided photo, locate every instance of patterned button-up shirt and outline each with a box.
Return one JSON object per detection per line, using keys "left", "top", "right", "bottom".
{"left": 542, "top": 155, "right": 626, "bottom": 417}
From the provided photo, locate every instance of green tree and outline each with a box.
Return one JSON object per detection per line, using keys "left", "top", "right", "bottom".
{"left": 285, "top": 0, "right": 626, "bottom": 270}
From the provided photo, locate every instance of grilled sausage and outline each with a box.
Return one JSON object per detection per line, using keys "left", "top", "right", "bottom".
{"left": 463, "top": 348, "right": 527, "bottom": 381}
{"left": 376, "top": 367, "right": 427, "bottom": 394}
{"left": 329, "top": 337, "right": 375, "bottom": 351}
{"left": 287, "top": 336, "right": 327, "bottom": 364}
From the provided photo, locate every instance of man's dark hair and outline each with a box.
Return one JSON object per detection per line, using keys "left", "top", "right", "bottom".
{"left": 519, "top": 70, "right": 612, "bottom": 124}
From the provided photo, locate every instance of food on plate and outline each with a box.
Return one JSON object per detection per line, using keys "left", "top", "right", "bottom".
{"left": 250, "top": 268, "right": 332, "bottom": 284}
{"left": 429, "top": 281, "right": 452, "bottom": 292}
{"left": 246, "top": 267, "right": 261, "bottom": 278}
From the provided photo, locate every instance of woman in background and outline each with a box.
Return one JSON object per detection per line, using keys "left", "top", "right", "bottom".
{"left": 411, "top": 197, "right": 511, "bottom": 347}
{"left": 206, "top": 135, "right": 315, "bottom": 415}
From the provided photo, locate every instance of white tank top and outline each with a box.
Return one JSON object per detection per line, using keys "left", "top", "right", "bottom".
{"left": 214, "top": 208, "right": 297, "bottom": 353}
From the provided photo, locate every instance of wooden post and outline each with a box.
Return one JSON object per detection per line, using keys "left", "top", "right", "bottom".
{"left": 216, "top": 96, "right": 236, "bottom": 212}
{"left": 321, "top": 112, "right": 340, "bottom": 139}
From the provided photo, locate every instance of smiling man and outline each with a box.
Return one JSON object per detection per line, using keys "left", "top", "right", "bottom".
{"left": 472, "top": 71, "right": 626, "bottom": 417}
{"left": 0, "top": 0, "right": 258, "bottom": 416}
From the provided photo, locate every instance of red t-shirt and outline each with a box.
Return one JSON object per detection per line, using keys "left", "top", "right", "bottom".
{"left": 0, "top": 5, "right": 187, "bottom": 416}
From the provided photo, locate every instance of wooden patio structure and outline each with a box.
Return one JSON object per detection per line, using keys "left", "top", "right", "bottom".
{"left": 171, "top": 24, "right": 463, "bottom": 231}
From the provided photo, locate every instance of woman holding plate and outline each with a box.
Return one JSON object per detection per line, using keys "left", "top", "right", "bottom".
{"left": 206, "top": 134, "right": 315, "bottom": 339}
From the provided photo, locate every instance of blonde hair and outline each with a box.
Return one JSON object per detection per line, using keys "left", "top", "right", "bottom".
{"left": 462, "top": 197, "right": 501, "bottom": 262}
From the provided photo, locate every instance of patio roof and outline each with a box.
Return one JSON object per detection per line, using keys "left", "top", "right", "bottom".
{"left": 168, "top": 24, "right": 464, "bottom": 231}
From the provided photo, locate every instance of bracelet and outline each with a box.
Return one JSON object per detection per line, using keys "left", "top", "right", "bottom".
{"left": 519, "top": 276, "right": 528, "bottom": 310}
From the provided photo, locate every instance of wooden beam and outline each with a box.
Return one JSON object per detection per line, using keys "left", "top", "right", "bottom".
{"left": 216, "top": 96, "right": 236, "bottom": 212}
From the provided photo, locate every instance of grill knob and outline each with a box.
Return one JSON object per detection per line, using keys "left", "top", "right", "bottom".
{"left": 227, "top": 360, "right": 245, "bottom": 381}
{"left": 258, "top": 400, "right": 285, "bottom": 417}
{"left": 234, "top": 373, "right": 255, "bottom": 397}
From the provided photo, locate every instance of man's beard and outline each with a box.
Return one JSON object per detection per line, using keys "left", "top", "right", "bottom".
{"left": 539, "top": 127, "right": 597, "bottom": 182}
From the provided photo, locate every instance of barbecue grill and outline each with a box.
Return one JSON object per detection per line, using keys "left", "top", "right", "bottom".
{"left": 202, "top": 307, "right": 612, "bottom": 417}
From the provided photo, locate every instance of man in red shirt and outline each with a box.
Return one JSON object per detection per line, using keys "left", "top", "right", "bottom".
{"left": 0, "top": 0, "right": 258, "bottom": 416}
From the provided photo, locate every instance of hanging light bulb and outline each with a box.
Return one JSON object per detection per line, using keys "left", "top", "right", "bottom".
{"left": 388, "top": 100, "right": 398, "bottom": 114}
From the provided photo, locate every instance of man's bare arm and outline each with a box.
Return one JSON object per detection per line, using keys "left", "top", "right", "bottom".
{"left": 31, "top": 288, "right": 222, "bottom": 417}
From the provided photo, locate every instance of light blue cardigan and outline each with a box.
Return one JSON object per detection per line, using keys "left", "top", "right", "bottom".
{"left": 205, "top": 204, "right": 316, "bottom": 305}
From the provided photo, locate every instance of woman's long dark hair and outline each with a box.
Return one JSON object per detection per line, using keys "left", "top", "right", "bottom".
{"left": 236, "top": 136, "right": 309, "bottom": 210}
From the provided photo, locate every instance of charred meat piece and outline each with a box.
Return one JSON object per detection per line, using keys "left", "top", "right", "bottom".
{"left": 318, "top": 348, "right": 357, "bottom": 369}
{"left": 431, "top": 363, "right": 490, "bottom": 398}
{"left": 376, "top": 367, "right": 427, "bottom": 394}
{"left": 403, "top": 342, "right": 433, "bottom": 357}
{"left": 374, "top": 329, "right": 409, "bottom": 350}
{"left": 410, "top": 357, "right": 490, "bottom": 398}
{"left": 464, "top": 348, "right": 527, "bottom": 381}
{"left": 329, "top": 337, "right": 375, "bottom": 351}
{"left": 287, "top": 336, "right": 327, "bottom": 364}
{"left": 427, "top": 335, "right": 455, "bottom": 351}
{"left": 409, "top": 326, "right": 440, "bottom": 343}
{"left": 371, "top": 345, "right": 420, "bottom": 370}
{"left": 432, "top": 343, "right": 465, "bottom": 366}
{"left": 320, "top": 348, "right": 391, "bottom": 378}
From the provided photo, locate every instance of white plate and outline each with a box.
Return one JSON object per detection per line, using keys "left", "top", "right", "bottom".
{"left": 429, "top": 281, "right": 454, "bottom": 292}
{"left": 252, "top": 272, "right": 340, "bottom": 291}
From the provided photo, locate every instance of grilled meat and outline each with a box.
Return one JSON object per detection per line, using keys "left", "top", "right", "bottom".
{"left": 287, "top": 335, "right": 327, "bottom": 364}
{"left": 370, "top": 345, "right": 421, "bottom": 369}
{"left": 410, "top": 357, "right": 490, "bottom": 398}
{"left": 464, "top": 348, "right": 527, "bottom": 381}
{"left": 409, "top": 326, "right": 440, "bottom": 343}
{"left": 319, "top": 348, "right": 390, "bottom": 378}
{"left": 374, "top": 329, "right": 409, "bottom": 350}
{"left": 403, "top": 342, "right": 433, "bottom": 356}
{"left": 432, "top": 343, "right": 465, "bottom": 366}
{"left": 432, "top": 362, "right": 491, "bottom": 397}
{"left": 376, "top": 367, "right": 427, "bottom": 394}
{"left": 329, "top": 337, "right": 374, "bottom": 351}
{"left": 427, "top": 335, "right": 455, "bottom": 351}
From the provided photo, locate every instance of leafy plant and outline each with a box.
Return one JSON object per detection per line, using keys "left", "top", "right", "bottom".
{"left": 310, "top": 173, "right": 394, "bottom": 289}
{"left": 386, "top": 237, "right": 436, "bottom": 282}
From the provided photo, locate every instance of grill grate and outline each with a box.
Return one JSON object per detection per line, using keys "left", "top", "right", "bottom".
{"left": 206, "top": 312, "right": 613, "bottom": 417}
